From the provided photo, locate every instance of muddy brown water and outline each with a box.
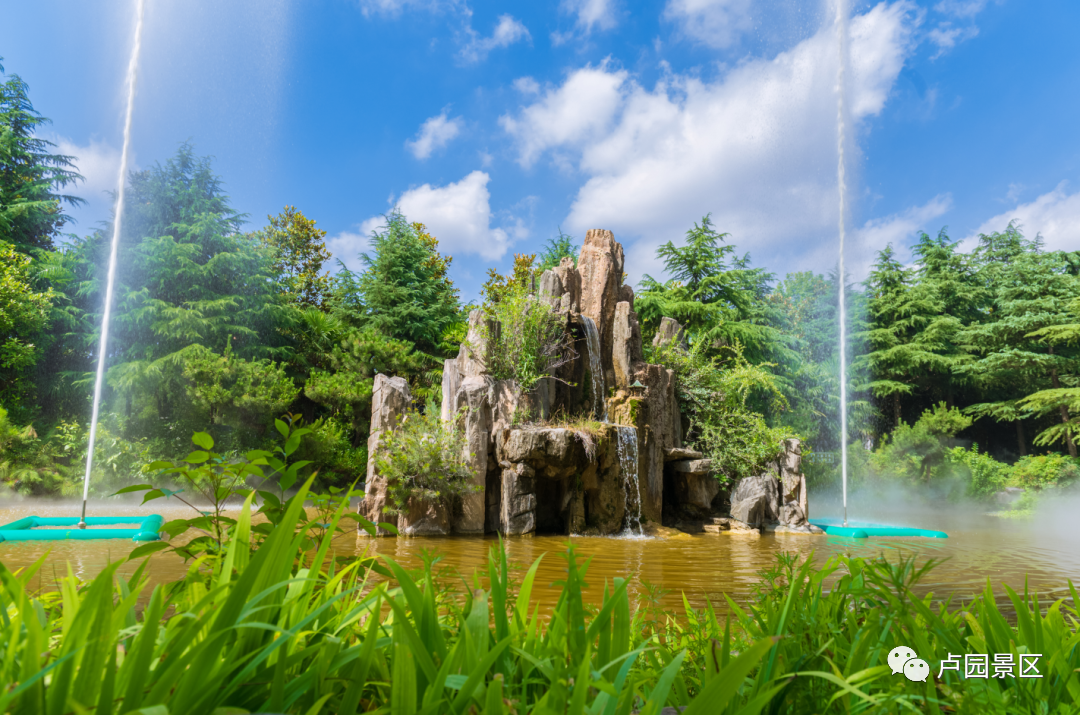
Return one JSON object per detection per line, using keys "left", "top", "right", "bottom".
{"left": 2, "top": 501, "right": 1078, "bottom": 616}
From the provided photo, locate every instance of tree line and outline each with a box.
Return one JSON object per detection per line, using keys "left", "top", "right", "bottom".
{"left": 2, "top": 60, "right": 1078, "bottom": 497}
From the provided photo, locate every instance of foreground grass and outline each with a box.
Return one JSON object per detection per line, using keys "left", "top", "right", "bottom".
{"left": 1, "top": 483, "right": 1078, "bottom": 714}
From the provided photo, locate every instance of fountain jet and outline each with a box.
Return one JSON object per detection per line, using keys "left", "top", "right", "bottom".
{"left": 80, "top": 0, "right": 146, "bottom": 528}
{"left": 834, "top": 0, "right": 851, "bottom": 528}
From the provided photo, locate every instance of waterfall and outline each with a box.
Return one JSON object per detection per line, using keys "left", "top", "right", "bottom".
{"left": 616, "top": 425, "right": 643, "bottom": 536}
{"left": 581, "top": 316, "right": 608, "bottom": 421}
{"left": 835, "top": 0, "right": 851, "bottom": 527}
{"left": 79, "top": 0, "right": 146, "bottom": 528}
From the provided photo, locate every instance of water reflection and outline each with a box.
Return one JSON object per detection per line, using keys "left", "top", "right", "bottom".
{"left": 2, "top": 502, "right": 1078, "bottom": 615}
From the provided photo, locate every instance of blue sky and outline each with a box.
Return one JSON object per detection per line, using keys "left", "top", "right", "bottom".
{"left": 3, "top": 0, "right": 1078, "bottom": 301}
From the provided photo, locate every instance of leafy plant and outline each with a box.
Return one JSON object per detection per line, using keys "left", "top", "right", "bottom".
{"left": 1008, "top": 453, "right": 1080, "bottom": 491}
{"left": 374, "top": 406, "right": 478, "bottom": 515}
{"left": 481, "top": 280, "right": 574, "bottom": 392}
{"left": 946, "top": 444, "right": 1011, "bottom": 499}
{"left": 536, "top": 228, "right": 579, "bottom": 272}
{"left": 649, "top": 339, "right": 797, "bottom": 483}
{"left": 118, "top": 418, "right": 359, "bottom": 563}
{"left": 870, "top": 402, "right": 972, "bottom": 482}
{"left": 4, "top": 511, "right": 1078, "bottom": 713}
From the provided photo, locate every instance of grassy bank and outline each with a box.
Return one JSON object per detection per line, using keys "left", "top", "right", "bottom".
{"left": 2, "top": 479, "right": 1078, "bottom": 714}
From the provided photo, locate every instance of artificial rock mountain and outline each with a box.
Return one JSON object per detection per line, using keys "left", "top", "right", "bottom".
{"left": 360, "top": 229, "right": 817, "bottom": 537}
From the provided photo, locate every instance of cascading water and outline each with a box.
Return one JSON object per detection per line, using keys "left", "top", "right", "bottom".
{"left": 616, "top": 425, "right": 643, "bottom": 536}
{"left": 79, "top": 0, "right": 147, "bottom": 528}
{"left": 581, "top": 316, "right": 608, "bottom": 422}
{"left": 834, "top": 0, "right": 851, "bottom": 527}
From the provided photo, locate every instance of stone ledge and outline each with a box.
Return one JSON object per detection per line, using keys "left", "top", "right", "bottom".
{"left": 663, "top": 447, "right": 703, "bottom": 462}
{"left": 671, "top": 458, "right": 713, "bottom": 475}
{"left": 763, "top": 523, "right": 824, "bottom": 535}
{"left": 703, "top": 523, "right": 760, "bottom": 536}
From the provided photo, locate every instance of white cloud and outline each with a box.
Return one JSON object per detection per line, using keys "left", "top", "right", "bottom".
{"left": 350, "top": 171, "right": 514, "bottom": 261}
{"left": 356, "top": 0, "right": 454, "bottom": 18}
{"left": 500, "top": 2, "right": 919, "bottom": 283}
{"left": 49, "top": 135, "right": 124, "bottom": 231}
{"left": 927, "top": 22, "right": 978, "bottom": 59}
{"left": 499, "top": 62, "right": 629, "bottom": 168}
{"left": 933, "top": 0, "right": 990, "bottom": 18}
{"left": 561, "top": 0, "right": 618, "bottom": 34}
{"left": 662, "top": 0, "right": 753, "bottom": 49}
{"left": 852, "top": 194, "right": 952, "bottom": 271}
{"left": 459, "top": 14, "right": 531, "bottom": 64}
{"left": 325, "top": 219, "right": 381, "bottom": 273}
{"left": 406, "top": 111, "right": 463, "bottom": 159}
{"left": 966, "top": 182, "right": 1080, "bottom": 254}
{"left": 512, "top": 76, "right": 541, "bottom": 95}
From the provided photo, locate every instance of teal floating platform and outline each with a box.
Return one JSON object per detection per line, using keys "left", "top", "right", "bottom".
{"left": 0, "top": 515, "right": 164, "bottom": 542}
{"left": 809, "top": 519, "right": 948, "bottom": 540}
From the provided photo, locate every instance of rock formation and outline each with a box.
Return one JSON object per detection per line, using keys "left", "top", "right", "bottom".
{"left": 724, "top": 439, "right": 822, "bottom": 535}
{"left": 361, "top": 374, "right": 410, "bottom": 535}
{"left": 361, "top": 229, "right": 820, "bottom": 538}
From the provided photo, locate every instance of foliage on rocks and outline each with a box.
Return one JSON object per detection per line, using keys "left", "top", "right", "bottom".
{"left": 373, "top": 406, "right": 478, "bottom": 515}
{"left": 536, "top": 229, "right": 578, "bottom": 272}
{"left": 481, "top": 280, "right": 574, "bottom": 392}
{"left": 649, "top": 339, "right": 797, "bottom": 483}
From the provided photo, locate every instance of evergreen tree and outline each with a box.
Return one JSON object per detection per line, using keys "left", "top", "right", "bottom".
{"left": 859, "top": 244, "right": 918, "bottom": 429}
{"left": 636, "top": 215, "right": 786, "bottom": 365}
{"left": 0, "top": 241, "right": 54, "bottom": 416}
{"left": 0, "top": 60, "right": 83, "bottom": 253}
{"left": 1019, "top": 296, "right": 1080, "bottom": 453}
{"left": 334, "top": 211, "right": 460, "bottom": 355}
{"left": 959, "top": 227, "right": 1080, "bottom": 458}
{"left": 536, "top": 229, "right": 578, "bottom": 272}
{"left": 859, "top": 236, "right": 973, "bottom": 431}
{"left": 47, "top": 144, "right": 289, "bottom": 440}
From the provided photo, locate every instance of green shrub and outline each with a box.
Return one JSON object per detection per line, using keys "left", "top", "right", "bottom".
{"left": 481, "top": 282, "right": 572, "bottom": 392}
{"left": 649, "top": 340, "right": 797, "bottom": 483}
{"left": 0, "top": 405, "right": 72, "bottom": 495}
{"left": 374, "top": 406, "right": 478, "bottom": 515}
{"left": 1008, "top": 453, "right": 1080, "bottom": 491}
{"left": 946, "top": 444, "right": 1011, "bottom": 499}
{"left": 870, "top": 402, "right": 972, "bottom": 482}
{"left": 294, "top": 414, "right": 367, "bottom": 487}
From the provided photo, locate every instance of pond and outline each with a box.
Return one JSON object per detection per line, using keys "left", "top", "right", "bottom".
{"left": 2, "top": 499, "right": 1078, "bottom": 616}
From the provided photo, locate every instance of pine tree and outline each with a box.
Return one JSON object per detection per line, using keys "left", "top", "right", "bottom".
{"left": 959, "top": 226, "right": 1080, "bottom": 458}
{"left": 335, "top": 210, "right": 461, "bottom": 354}
{"left": 860, "top": 244, "right": 920, "bottom": 429}
{"left": 0, "top": 60, "right": 83, "bottom": 253}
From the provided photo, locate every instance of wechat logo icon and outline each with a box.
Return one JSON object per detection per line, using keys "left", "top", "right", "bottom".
{"left": 888, "top": 646, "right": 929, "bottom": 682}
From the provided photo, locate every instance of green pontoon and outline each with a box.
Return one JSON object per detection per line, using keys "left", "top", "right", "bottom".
{"left": 0, "top": 515, "right": 163, "bottom": 542}
{"left": 810, "top": 518, "right": 948, "bottom": 539}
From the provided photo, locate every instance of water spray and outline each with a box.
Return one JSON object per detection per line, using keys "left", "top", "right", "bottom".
{"left": 835, "top": 0, "right": 850, "bottom": 527}
{"left": 79, "top": 0, "right": 146, "bottom": 528}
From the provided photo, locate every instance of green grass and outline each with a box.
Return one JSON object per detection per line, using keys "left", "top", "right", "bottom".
{"left": 2, "top": 479, "right": 1078, "bottom": 714}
